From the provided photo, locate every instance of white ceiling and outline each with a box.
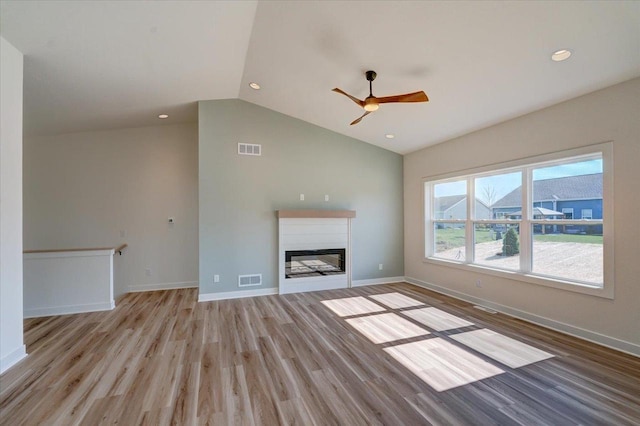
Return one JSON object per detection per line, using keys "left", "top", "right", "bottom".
{"left": 2, "top": 1, "right": 639, "bottom": 154}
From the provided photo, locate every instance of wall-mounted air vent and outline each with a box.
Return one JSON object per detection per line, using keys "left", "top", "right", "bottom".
{"left": 238, "top": 274, "right": 262, "bottom": 287}
{"left": 238, "top": 143, "right": 261, "bottom": 156}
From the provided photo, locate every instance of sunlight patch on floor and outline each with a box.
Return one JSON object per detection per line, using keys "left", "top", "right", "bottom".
{"left": 321, "top": 296, "right": 386, "bottom": 317}
{"left": 451, "top": 329, "right": 554, "bottom": 368}
{"left": 402, "top": 307, "right": 474, "bottom": 331}
{"left": 346, "top": 313, "right": 430, "bottom": 344}
{"left": 369, "top": 292, "right": 425, "bottom": 309}
{"left": 384, "top": 338, "right": 504, "bottom": 392}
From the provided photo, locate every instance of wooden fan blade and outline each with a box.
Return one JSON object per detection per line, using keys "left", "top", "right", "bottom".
{"left": 376, "top": 91, "right": 429, "bottom": 104}
{"left": 332, "top": 88, "right": 365, "bottom": 107}
{"left": 350, "top": 111, "right": 371, "bottom": 125}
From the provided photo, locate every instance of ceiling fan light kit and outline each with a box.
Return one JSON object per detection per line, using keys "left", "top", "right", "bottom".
{"left": 363, "top": 100, "right": 379, "bottom": 112}
{"left": 333, "top": 70, "right": 428, "bottom": 125}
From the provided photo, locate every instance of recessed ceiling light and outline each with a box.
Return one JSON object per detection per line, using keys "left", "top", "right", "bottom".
{"left": 385, "top": 134, "right": 395, "bottom": 139}
{"left": 551, "top": 49, "right": 572, "bottom": 62}
{"left": 249, "top": 82, "right": 261, "bottom": 90}
{"left": 158, "top": 114, "right": 169, "bottom": 119}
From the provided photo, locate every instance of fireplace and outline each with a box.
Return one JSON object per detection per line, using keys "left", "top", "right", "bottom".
{"left": 285, "top": 248, "right": 346, "bottom": 279}
{"left": 277, "top": 209, "right": 356, "bottom": 294}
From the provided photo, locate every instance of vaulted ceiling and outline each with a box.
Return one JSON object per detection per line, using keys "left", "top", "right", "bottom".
{"left": 2, "top": 1, "right": 639, "bottom": 154}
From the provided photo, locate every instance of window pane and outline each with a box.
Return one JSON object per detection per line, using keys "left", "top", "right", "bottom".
{"left": 532, "top": 158, "right": 602, "bottom": 221}
{"left": 475, "top": 171, "right": 522, "bottom": 220}
{"left": 532, "top": 225, "right": 603, "bottom": 285}
{"left": 434, "top": 180, "right": 467, "bottom": 220}
{"left": 433, "top": 224, "right": 465, "bottom": 261}
{"left": 473, "top": 224, "right": 520, "bottom": 271}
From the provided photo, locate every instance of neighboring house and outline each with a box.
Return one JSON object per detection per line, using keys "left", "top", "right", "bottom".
{"left": 492, "top": 173, "right": 603, "bottom": 234}
{"left": 435, "top": 195, "right": 491, "bottom": 220}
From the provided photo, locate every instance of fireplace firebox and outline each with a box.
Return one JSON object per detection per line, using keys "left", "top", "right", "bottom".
{"left": 285, "top": 248, "right": 346, "bottom": 279}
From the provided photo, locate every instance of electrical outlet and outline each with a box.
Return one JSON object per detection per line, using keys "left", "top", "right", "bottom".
{"left": 214, "top": 275, "right": 220, "bottom": 283}
{"left": 379, "top": 263, "right": 383, "bottom": 270}
{"left": 299, "top": 193, "right": 305, "bottom": 201}
{"left": 145, "top": 268, "right": 151, "bottom": 277}
{"left": 475, "top": 279, "right": 482, "bottom": 288}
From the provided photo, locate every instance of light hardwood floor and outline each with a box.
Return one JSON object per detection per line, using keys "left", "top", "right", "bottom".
{"left": 1, "top": 283, "right": 639, "bottom": 425}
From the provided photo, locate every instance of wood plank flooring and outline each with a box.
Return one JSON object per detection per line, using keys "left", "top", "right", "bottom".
{"left": 383, "top": 338, "right": 505, "bottom": 392}
{"left": 1, "top": 283, "right": 639, "bottom": 425}
{"left": 403, "top": 306, "right": 475, "bottom": 331}
{"left": 369, "top": 292, "right": 425, "bottom": 309}
{"left": 345, "top": 312, "right": 430, "bottom": 344}
{"left": 450, "top": 328, "right": 554, "bottom": 368}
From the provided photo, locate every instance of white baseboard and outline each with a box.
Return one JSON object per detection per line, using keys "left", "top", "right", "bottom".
{"left": 405, "top": 276, "right": 640, "bottom": 358}
{"left": 128, "top": 281, "right": 198, "bottom": 293}
{"left": 24, "top": 301, "right": 115, "bottom": 319}
{"left": 352, "top": 276, "right": 406, "bottom": 287}
{"left": 0, "top": 345, "right": 27, "bottom": 374}
{"left": 199, "top": 287, "right": 278, "bottom": 302}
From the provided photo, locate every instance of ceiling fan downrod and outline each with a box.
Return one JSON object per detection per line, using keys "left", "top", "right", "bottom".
{"left": 366, "top": 70, "right": 377, "bottom": 97}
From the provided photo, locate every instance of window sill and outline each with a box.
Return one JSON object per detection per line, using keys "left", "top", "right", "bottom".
{"left": 423, "top": 257, "right": 613, "bottom": 299}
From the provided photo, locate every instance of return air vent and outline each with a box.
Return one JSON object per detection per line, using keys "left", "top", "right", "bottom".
{"left": 238, "top": 274, "right": 262, "bottom": 287}
{"left": 238, "top": 143, "right": 261, "bottom": 156}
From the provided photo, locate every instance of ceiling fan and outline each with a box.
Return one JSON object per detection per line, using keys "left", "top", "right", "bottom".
{"left": 333, "top": 70, "right": 429, "bottom": 125}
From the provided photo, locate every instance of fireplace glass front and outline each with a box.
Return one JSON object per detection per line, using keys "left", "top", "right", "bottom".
{"left": 285, "top": 248, "right": 346, "bottom": 279}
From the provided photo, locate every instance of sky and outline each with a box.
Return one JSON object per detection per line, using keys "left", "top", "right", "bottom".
{"left": 434, "top": 159, "right": 602, "bottom": 205}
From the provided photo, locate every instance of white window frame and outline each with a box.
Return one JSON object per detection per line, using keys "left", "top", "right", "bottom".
{"left": 562, "top": 208, "right": 574, "bottom": 219}
{"left": 422, "top": 142, "right": 613, "bottom": 299}
{"left": 581, "top": 209, "right": 593, "bottom": 220}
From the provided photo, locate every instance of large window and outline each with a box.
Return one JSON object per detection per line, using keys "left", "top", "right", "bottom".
{"left": 424, "top": 144, "right": 612, "bottom": 297}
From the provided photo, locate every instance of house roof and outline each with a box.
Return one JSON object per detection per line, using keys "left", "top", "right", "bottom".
{"left": 435, "top": 195, "right": 466, "bottom": 212}
{"left": 435, "top": 195, "right": 490, "bottom": 212}
{"left": 1, "top": 2, "right": 639, "bottom": 154}
{"left": 507, "top": 207, "right": 565, "bottom": 217}
{"left": 493, "top": 173, "right": 602, "bottom": 208}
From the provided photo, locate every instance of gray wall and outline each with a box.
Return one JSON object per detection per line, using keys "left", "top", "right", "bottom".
{"left": 24, "top": 123, "right": 199, "bottom": 299}
{"left": 199, "top": 99, "right": 403, "bottom": 295}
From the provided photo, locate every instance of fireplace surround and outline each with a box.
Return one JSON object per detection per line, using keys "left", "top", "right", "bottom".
{"left": 277, "top": 210, "right": 355, "bottom": 294}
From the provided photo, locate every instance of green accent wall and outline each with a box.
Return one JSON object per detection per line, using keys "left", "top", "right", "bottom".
{"left": 199, "top": 99, "right": 403, "bottom": 294}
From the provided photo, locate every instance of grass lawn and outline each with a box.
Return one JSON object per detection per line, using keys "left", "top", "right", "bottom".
{"left": 435, "top": 227, "right": 602, "bottom": 250}
{"left": 435, "top": 227, "right": 494, "bottom": 250}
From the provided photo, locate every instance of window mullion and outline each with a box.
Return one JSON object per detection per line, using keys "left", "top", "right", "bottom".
{"left": 520, "top": 167, "right": 532, "bottom": 273}
{"left": 424, "top": 183, "right": 432, "bottom": 258}
{"left": 466, "top": 177, "right": 474, "bottom": 263}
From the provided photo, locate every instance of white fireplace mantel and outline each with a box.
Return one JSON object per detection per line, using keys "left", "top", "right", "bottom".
{"left": 277, "top": 209, "right": 356, "bottom": 219}
{"left": 277, "top": 210, "right": 355, "bottom": 295}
